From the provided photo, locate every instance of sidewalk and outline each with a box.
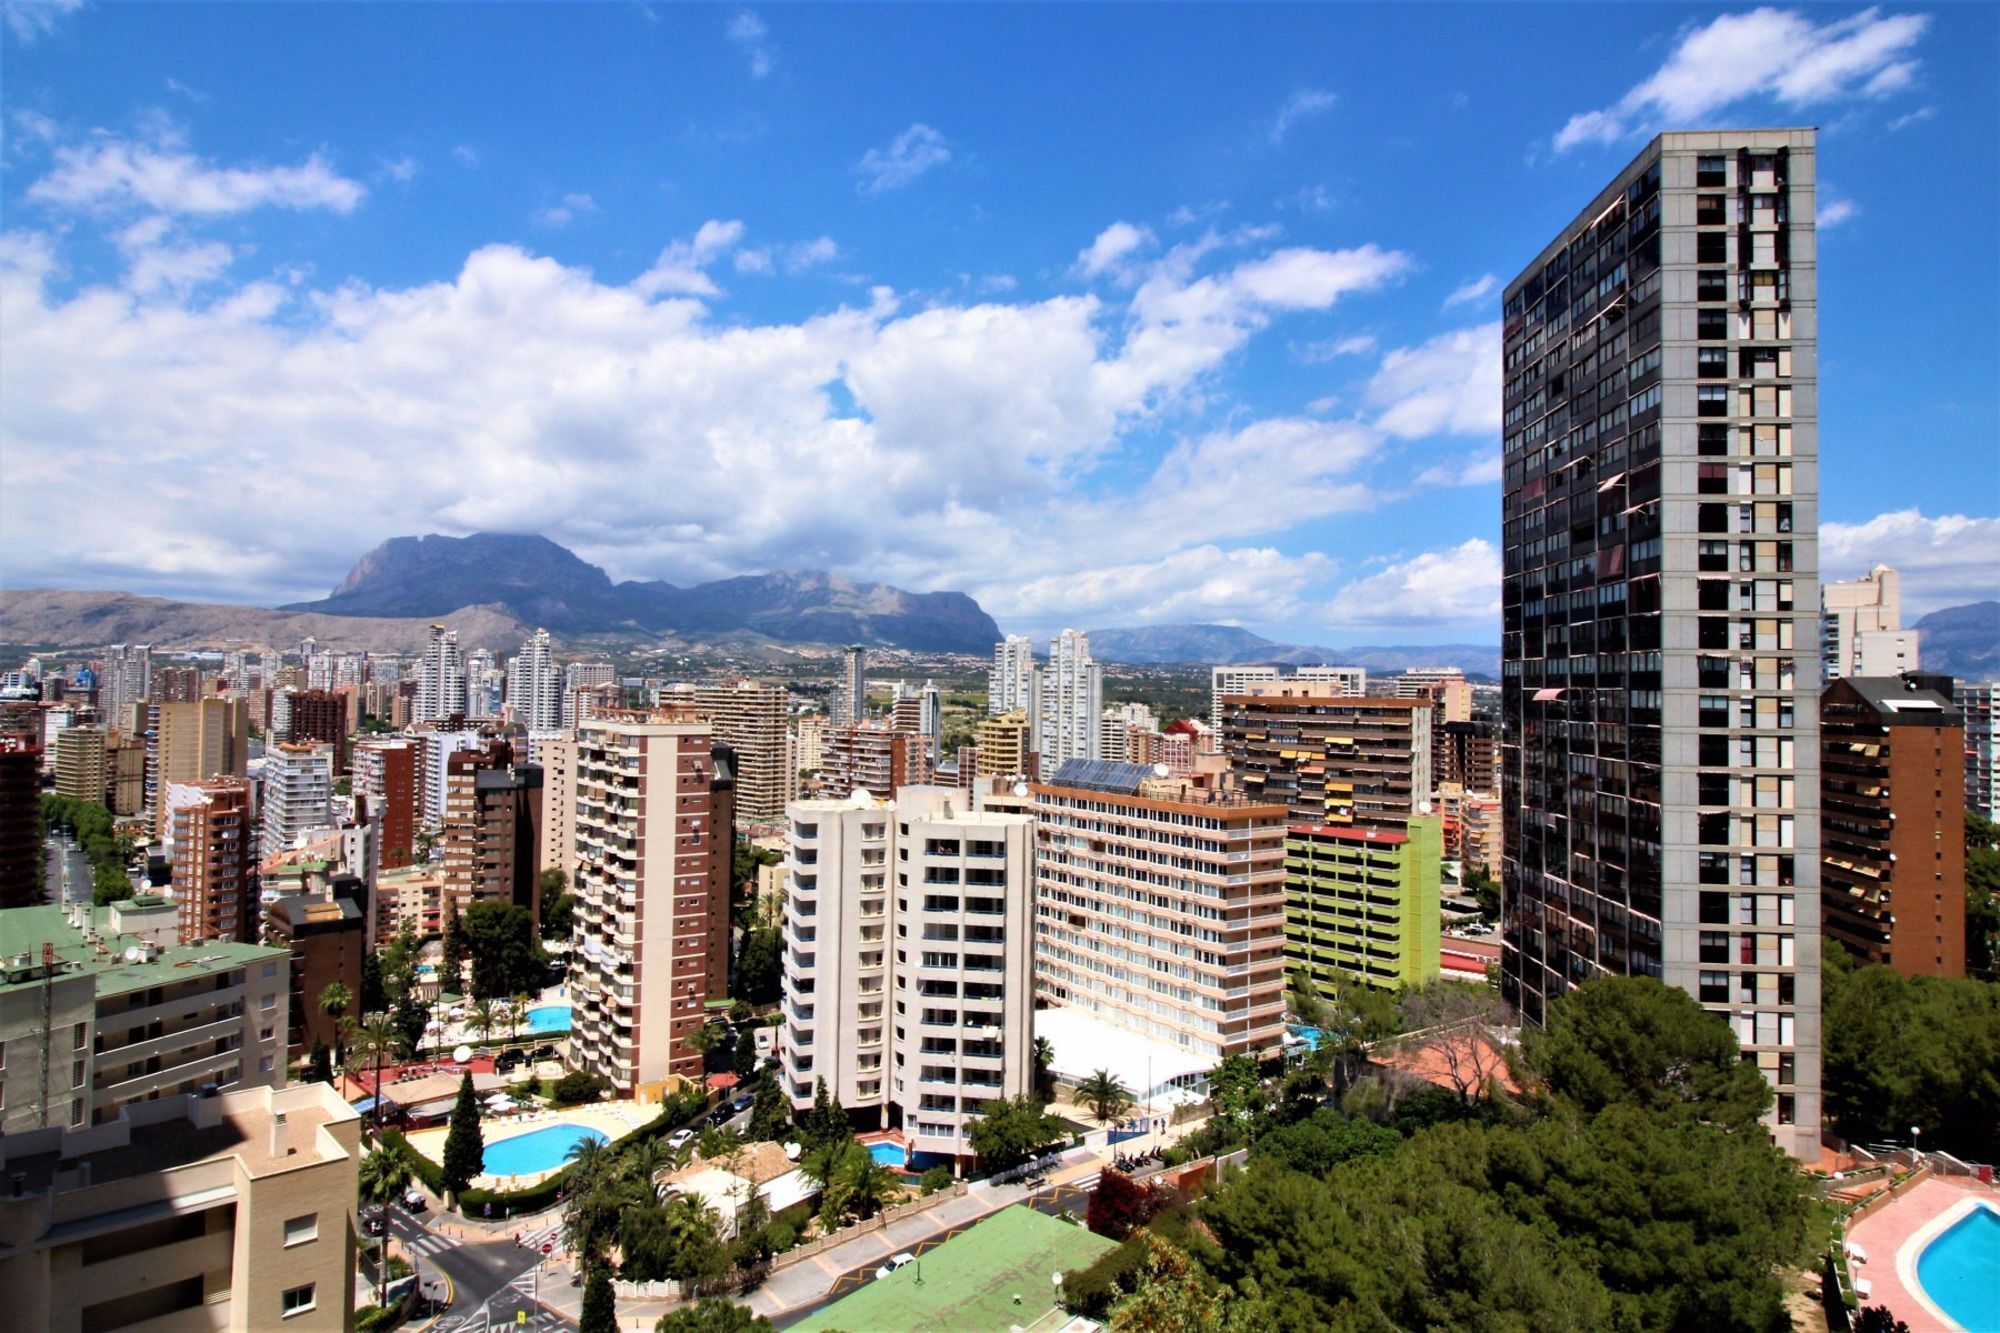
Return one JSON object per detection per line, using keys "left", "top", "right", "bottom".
{"left": 532, "top": 1146, "right": 1106, "bottom": 1328}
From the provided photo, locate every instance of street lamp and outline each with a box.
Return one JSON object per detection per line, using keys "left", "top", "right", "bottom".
{"left": 1911, "top": 1125, "right": 1923, "bottom": 1158}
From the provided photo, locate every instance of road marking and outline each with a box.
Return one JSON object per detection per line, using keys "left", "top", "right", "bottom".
{"left": 405, "top": 1230, "right": 457, "bottom": 1257}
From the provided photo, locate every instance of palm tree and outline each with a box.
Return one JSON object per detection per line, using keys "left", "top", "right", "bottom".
{"left": 350, "top": 1013, "right": 406, "bottom": 1136}
{"left": 841, "top": 1152, "right": 904, "bottom": 1221}
{"left": 357, "top": 1140, "right": 414, "bottom": 1292}
{"left": 1077, "top": 1069, "right": 1134, "bottom": 1126}
{"left": 1032, "top": 1036, "right": 1057, "bottom": 1100}
{"left": 319, "top": 982, "right": 352, "bottom": 1065}
{"left": 512, "top": 992, "right": 535, "bottom": 1042}
{"left": 468, "top": 998, "right": 500, "bottom": 1047}
{"left": 561, "top": 1137, "right": 624, "bottom": 1272}
{"left": 684, "top": 1020, "right": 723, "bottom": 1073}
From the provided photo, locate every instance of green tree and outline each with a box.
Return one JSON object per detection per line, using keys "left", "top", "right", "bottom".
{"left": 350, "top": 1012, "right": 405, "bottom": 1134}
{"left": 1463, "top": 865, "right": 1502, "bottom": 923}
{"left": 747, "top": 1069, "right": 792, "bottom": 1143}
{"left": 797, "top": 1077, "right": 848, "bottom": 1153}
{"left": 1250, "top": 1107, "right": 1400, "bottom": 1177}
{"left": 1077, "top": 1069, "right": 1135, "bottom": 1125}
{"left": 653, "top": 1299, "right": 776, "bottom": 1332}
{"left": 1515, "top": 974, "right": 1772, "bottom": 1130}
{"left": 460, "top": 899, "right": 547, "bottom": 999}
{"left": 1206, "top": 1054, "right": 1265, "bottom": 1124}
{"left": 357, "top": 1140, "right": 416, "bottom": 1290}
{"left": 732, "top": 1022, "right": 759, "bottom": 1075}
{"left": 1032, "top": 1036, "right": 1057, "bottom": 1100}
{"left": 733, "top": 926, "right": 781, "bottom": 1005}
{"left": 512, "top": 992, "right": 535, "bottom": 1042}
{"left": 579, "top": 1267, "right": 617, "bottom": 1333}
{"left": 685, "top": 1020, "right": 724, "bottom": 1072}
{"left": 441, "top": 898, "right": 468, "bottom": 985}
{"left": 541, "top": 889, "right": 577, "bottom": 942}
{"left": 318, "top": 981, "right": 352, "bottom": 1065}
{"left": 360, "top": 949, "right": 387, "bottom": 1017}
{"left": 967, "top": 1094, "right": 1065, "bottom": 1172}
{"left": 468, "top": 997, "right": 500, "bottom": 1046}
{"left": 306, "top": 1039, "right": 333, "bottom": 1085}
{"left": 1967, "top": 811, "right": 2000, "bottom": 978}
{"left": 440, "top": 1073, "right": 485, "bottom": 1203}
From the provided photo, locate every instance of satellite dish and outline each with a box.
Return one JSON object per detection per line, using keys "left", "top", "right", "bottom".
{"left": 849, "top": 787, "right": 874, "bottom": 805}
{"left": 452, "top": 1045, "right": 473, "bottom": 1064}
{"left": 1012, "top": 782, "right": 1030, "bottom": 797}
{"left": 1152, "top": 764, "right": 1171, "bottom": 779}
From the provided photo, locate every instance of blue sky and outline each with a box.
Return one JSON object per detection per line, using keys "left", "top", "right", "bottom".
{"left": 1, "top": 2, "right": 1994, "bottom": 646}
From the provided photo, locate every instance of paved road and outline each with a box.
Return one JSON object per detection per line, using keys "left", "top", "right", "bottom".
{"left": 768, "top": 1169, "right": 1101, "bottom": 1329}
{"left": 389, "top": 1207, "right": 572, "bottom": 1333}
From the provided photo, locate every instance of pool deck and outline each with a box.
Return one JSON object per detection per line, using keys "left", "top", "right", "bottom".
{"left": 404, "top": 1100, "right": 659, "bottom": 1191}
{"left": 1846, "top": 1175, "right": 2000, "bottom": 1331}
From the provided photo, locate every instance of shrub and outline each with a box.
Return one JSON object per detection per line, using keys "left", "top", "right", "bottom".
{"left": 1061, "top": 1235, "right": 1147, "bottom": 1318}
{"left": 764, "top": 1220, "right": 797, "bottom": 1252}
{"left": 920, "top": 1165, "right": 954, "bottom": 1196}
{"left": 553, "top": 1071, "right": 608, "bottom": 1105}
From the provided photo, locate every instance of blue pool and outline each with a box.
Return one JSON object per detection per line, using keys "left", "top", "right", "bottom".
{"left": 484, "top": 1123, "right": 606, "bottom": 1176}
{"left": 867, "top": 1141, "right": 908, "bottom": 1168}
{"left": 1916, "top": 1202, "right": 2000, "bottom": 1330}
{"left": 525, "top": 1004, "right": 573, "bottom": 1033}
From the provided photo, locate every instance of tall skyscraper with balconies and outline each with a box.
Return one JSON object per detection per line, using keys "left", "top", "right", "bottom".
{"left": 260, "top": 743, "right": 336, "bottom": 858}
{"left": 693, "top": 681, "right": 794, "bottom": 823}
{"left": 1031, "top": 630, "right": 1101, "bottom": 780}
{"left": 416, "top": 624, "right": 466, "bottom": 724}
{"left": 568, "top": 713, "right": 735, "bottom": 1090}
{"left": 1500, "top": 130, "right": 1821, "bottom": 1156}
{"left": 831, "top": 645, "right": 867, "bottom": 727}
{"left": 989, "top": 636, "right": 1035, "bottom": 716}
{"left": 506, "top": 628, "right": 564, "bottom": 731}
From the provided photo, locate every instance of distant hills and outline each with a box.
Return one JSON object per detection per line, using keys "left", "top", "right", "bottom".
{"left": 277, "top": 533, "right": 1002, "bottom": 653}
{"left": 1914, "top": 601, "right": 1999, "bottom": 683}
{"left": 3, "top": 532, "right": 1002, "bottom": 655}
{"left": 1087, "top": 624, "right": 1502, "bottom": 679}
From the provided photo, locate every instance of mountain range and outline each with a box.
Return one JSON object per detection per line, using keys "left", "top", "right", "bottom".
{"left": 1086, "top": 624, "right": 1502, "bottom": 678}
{"left": 1912, "top": 601, "right": 1999, "bottom": 684}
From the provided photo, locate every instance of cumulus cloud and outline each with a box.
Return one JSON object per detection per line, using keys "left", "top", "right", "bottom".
{"left": 856, "top": 123, "right": 950, "bottom": 194}
{"left": 1292, "top": 333, "right": 1377, "bottom": 363}
{"left": 1076, "top": 222, "right": 1154, "bottom": 279}
{"left": 1443, "top": 274, "right": 1497, "bottom": 309}
{"left": 989, "top": 545, "right": 1337, "bottom": 631}
{"left": 1365, "top": 321, "right": 1501, "bottom": 439}
{"left": 28, "top": 132, "right": 365, "bottom": 215}
{"left": 1822, "top": 510, "right": 2000, "bottom": 615}
{"left": 1556, "top": 7, "right": 1931, "bottom": 150}
{"left": 1270, "top": 88, "right": 1338, "bottom": 143}
{"left": 1322, "top": 539, "right": 1501, "bottom": 630}
{"left": 631, "top": 219, "right": 746, "bottom": 296}
{"left": 1819, "top": 197, "right": 1858, "bottom": 228}
{"left": 727, "top": 10, "right": 775, "bottom": 79}
{"left": 531, "top": 192, "right": 597, "bottom": 228}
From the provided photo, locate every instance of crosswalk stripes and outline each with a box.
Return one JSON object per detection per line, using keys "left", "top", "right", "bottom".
{"left": 1071, "top": 1171, "right": 1103, "bottom": 1192}
{"left": 403, "top": 1229, "right": 456, "bottom": 1258}
{"left": 508, "top": 1272, "right": 539, "bottom": 1297}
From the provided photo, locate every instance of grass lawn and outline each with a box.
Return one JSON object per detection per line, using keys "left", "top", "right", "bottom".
{"left": 793, "top": 1204, "right": 1116, "bottom": 1333}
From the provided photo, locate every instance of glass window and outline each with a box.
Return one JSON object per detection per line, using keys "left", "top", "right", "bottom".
{"left": 282, "top": 1285, "right": 316, "bottom": 1317}
{"left": 283, "top": 1214, "right": 318, "bottom": 1248}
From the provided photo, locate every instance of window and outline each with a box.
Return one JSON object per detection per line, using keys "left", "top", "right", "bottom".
{"left": 73, "top": 1023, "right": 87, "bottom": 1051}
{"left": 281, "top": 1285, "right": 316, "bottom": 1318}
{"left": 1696, "top": 155, "right": 1727, "bottom": 187}
{"left": 1698, "top": 972, "right": 1730, "bottom": 1003}
{"left": 1697, "top": 309, "right": 1729, "bottom": 341}
{"left": 1695, "top": 194, "right": 1728, "bottom": 225}
{"left": 283, "top": 1214, "right": 318, "bottom": 1248}
{"left": 1696, "top": 233, "right": 1727, "bottom": 263}
{"left": 1697, "top": 348, "right": 1730, "bottom": 380}
{"left": 1696, "top": 270, "right": 1728, "bottom": 302}
{"left": 71, "top": 1097, "right": 86, "bottom": 1127}
{"left": 1697, "top": 386, "right": 1730, "bottom": 417}
{"left": 72, "top": 1059, "right": 85, "bottom": 1089}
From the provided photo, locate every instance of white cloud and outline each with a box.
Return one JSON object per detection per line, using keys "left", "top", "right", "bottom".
{"left": 735, "top": 235, "right": 839, "bottom": 276}
{"left": 727, "top": 10, "right": 775, "bottom": 79}
{"left": 28, "top": 132, "right": 365, "bottom": 215}
{"left": 1321, "top": 539, "right": 1501, "bottom": 630}
{"left": 380, "top": 156, "right": 420, "bottom": 184}
{"left": 856, "top": 124, "right": 950, "bottom": 194}
{"left": 631, "top": 219, "right": 745, "bottom": 296}
{"left": 1270, "top": 88, "right": 1338, "bottom": 144}
{"left": 164, "top": 77, "right": 208, "bottom": 103}
{"left": 451, "top": 145, "right": 481, "bottom": 168}
{"left": 1819, "top": 197, "right": 1858, "bottom": 228}
{"left": 1291, "top": 334, "right": 1376, "bottom": 363}
{"left": 1888, "top": 105, "right": 1936, "bottom": 131}
{"left": 1415, "top": 450, "right": 1502, "bottom": 488}
{"left": 1443, "top": 273, "right": 1497, "bottom": 309}
{"left": 1365, "top": 321, "right": 1501, "bottom": 439}
{"left": 1280, "top": 184, "right": 1337, "bottom": 213}
{"left": 988, "top": 545, "right": 1336, "bottom": 631}
{"left": 1076, "top": 221, "right": 1154, "bottom": 279}
{"left": 1822, "top": 510, "right": 2000, "bottom": 615}
{"left": 113, "top": 215, "right": 235, "bottom": 295}
{"left": 1556, "top": 7, "right": 1932, "bottom": 150}
{"left": 3, "top": 0, "right": 83, "bottom": 42}
{"left": 532, "top": 192, "right": 598, "bottom": 228}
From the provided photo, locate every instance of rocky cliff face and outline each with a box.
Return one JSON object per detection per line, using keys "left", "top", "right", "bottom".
{"left": 282, "top": 533, "right": 1003, "bottom": 652}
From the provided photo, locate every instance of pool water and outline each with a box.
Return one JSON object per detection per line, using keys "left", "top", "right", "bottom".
{"left": 1916, "top": 1202, "right": 2000, "bottom": 1330}
{"left": 867, "top": 1141, "right": 907, "bottom": 1168}
{"left": 483, "top": 1123, "right": 606, "bottom": 1176}
{"left": 525, "top": 1004, "right": 573, "bottom": 1033}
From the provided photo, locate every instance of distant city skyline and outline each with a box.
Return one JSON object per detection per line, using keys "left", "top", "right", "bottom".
{"left": 1, "top": 5, "right": 1993, "bottom": 646}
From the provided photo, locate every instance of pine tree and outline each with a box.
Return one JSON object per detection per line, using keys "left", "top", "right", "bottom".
{"left": 440, "top": 1073, "right": 485, "bottom": 1203}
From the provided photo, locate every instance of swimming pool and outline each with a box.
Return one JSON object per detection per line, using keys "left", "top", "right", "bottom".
{"left": 1915, "top": 1201, "right": 2000, "bottom": 1330}
{"left": 867, "top": 1141, "right": 907, "bottom": 1168}
{"left": 484, "top": 1123, "right": 606, "bottom": 1177}
{"left": 525, "top": 1004, "right": 573, "bottom": 1033}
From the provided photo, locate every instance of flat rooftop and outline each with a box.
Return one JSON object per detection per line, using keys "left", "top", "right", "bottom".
{"left": 0, "top": 904, "right": 286, "bottom": 999}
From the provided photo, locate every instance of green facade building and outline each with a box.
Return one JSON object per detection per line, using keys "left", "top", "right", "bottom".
{"left": 1285, "top": 814, "right": 1441, "bottom": 993}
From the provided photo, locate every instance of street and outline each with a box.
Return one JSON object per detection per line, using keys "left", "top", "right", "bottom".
{"left": 388, "top": 1206, "right": 573, "bottom": 1333}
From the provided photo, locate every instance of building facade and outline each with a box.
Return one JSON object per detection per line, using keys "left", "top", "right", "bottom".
{"left": 260, "top": 743, "right": 336, "bottom": 859}
{"left": 169, "top": 777, "right": 257, "bottom": 945}
{"left": 1819, "top": 675, "right": 1964, "bottom": 977}
{"left": 352, "top": 738, "right": 419, "bottom": 870}
{"left": 1032, "top": 630, "right": 1101, "bottom": 780}
{"left": 1822, "top": 564, "right": 1918, "bottom": 682}
{"left": 1958, "top": 681, "right": 1998, "bottom": 823}
{"left": 989, "top": 637, "right": 1035, "bottom": 716}
{"left": 1286, "top": 817, "right": 1442, "bottom": 993}
{"left": 694, "top": 681, "right": 794, "bottom": 824}
{"left": 1221, "top": 693, "right": 1434, "bottom": 830}
{"left": 416, "top": 625, "right": 467, "bottom": 724}
{"left": 1500, "top": 130, "right": 1822, "bottom": 1156}
{"left": 568, "top": 715, "right": 735, "bottom": 1090}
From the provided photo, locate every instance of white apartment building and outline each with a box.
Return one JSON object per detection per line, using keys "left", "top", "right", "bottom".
{"left": 1032, "top": 630, "right": 1101, "bottom": 780}
{"left": 1960, "top": 681, "right": 1999, "bottom": 823}
{"left": 780, "top": 787, "right": 1033, "bottom": 1167}
{"left": 259, "top": 743, "right": 335, "bottom": 858}
{"left": 568, "top": 715, "right": 733, "bottom": 1091}
{"left": 1209, "top": 665, "right": 1366, "bottom": 731}
{"left": 1822, "top": 564, "right": 1919, "bottom": 681}
{"left": 989, "top": 636, "right": 1035, "bottom": 716}
{"left": 1209, "top": 667, "right": 1278, "bottom": 732}
{"left": 415, "top": 625, "right": 466, "bottom": 724}
{"left": 506, "top": 629, "right": 564, "bottom": 731}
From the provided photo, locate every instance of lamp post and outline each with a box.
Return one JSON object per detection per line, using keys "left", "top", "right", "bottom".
{"left": 1911, "top": 1125, "right": 1922, "bottom": 1159}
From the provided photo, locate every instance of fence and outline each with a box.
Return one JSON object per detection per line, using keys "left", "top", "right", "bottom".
{"left": 988, "top": 1151, "right": 1066, "bottom": 1186}
{"left": 614, "top": 1262, "right": 772, "bottom": 1303}
{"left": 766, "top": 1182, "right": 969, "bottom": 1272}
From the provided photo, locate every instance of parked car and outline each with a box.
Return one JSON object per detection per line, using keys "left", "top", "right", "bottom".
{"left": 730, "top": 1093, "right": 754, "bottom": 1115}
{"left": 532, "top": 1044, "right": 558, "bottom": 1060}
{"left": 403, "top": 1187, "right": 428, "bottom": 1212}
{"left": 668, "top": 1129, "right": 695, "bottom": 1150}
{"left": 875, "top": 1252, "right": 917, "bottom": 1280}
{"left": 707, "top": 1103, "right": 735, "bottom": 1126}
{"left": 363, "top": 1209, "right": 388, "bottom": 1236}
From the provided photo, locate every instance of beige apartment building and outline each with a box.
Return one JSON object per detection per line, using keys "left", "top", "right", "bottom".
{"left": 536, "top": 733, "right": 578, "bottom": 883}
{"left": 0, "top": 1080, "right": 361, "bottom": 1333}
{"left": 149, "top": 697, "right": 250, "bottom": 837}
{"left": 973, "top": 711, "right": 1032, "bottom": 780}
{"left": 1031, "top": 760, "right": 1289, "bottom": 1103}
{"left": 1, "top": 901, "right": 290, "bottom": 1134}
{"left": 694, "top": 681, "right": 795, "bottom": 824}
{"left": 780, "top": 787, "right": 1034, "bottom": 1166}
{"left": 569, "top": 713, "right": 735, "bottom": 1090}
{"left": 1221, "top": 691, "right": 1434, "bottom": 831}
